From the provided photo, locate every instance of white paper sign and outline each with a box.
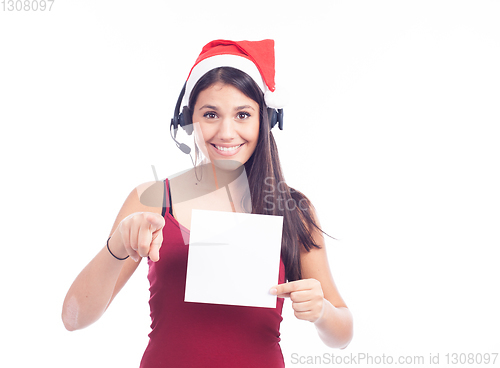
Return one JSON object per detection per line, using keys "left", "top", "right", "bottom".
{"left": 185, "top": 209, "right": 283, "bottom": 308}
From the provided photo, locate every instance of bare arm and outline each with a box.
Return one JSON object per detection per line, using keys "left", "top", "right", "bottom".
{"left": 61, "top": 181, "right": 164, "bottom": 331}
{"left": 271, "top": 207, "right": 353, "bottom": 348}
{"left": 300, "top": 239, "right": 353, "bottom": 349}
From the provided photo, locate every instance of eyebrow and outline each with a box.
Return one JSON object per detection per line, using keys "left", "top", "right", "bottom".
{"left": 236, "top": 105, "right": 255, "bottom": 111}
{"left": 199, "top": 104, "right": 218, "bottom": 110}
{"left": 198, "top": 104, "right": 255, "bottom": 111}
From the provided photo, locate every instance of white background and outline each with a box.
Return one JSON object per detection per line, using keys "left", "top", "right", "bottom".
{"left": 1, "top": 1, "right": 499, "bottom": 367}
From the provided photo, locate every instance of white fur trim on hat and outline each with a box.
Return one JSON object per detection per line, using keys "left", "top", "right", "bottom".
{"left": 183, "top": 54, "right": 266, "bottom": 107}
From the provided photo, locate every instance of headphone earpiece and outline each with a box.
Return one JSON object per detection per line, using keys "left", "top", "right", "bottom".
{"left": 277, "top": 108, "right": 284, "bottom": 130}
{"left": 268, "top": 108, "right": 284, "bottom": 130}
{"left": 170, "top": 83, "right": 195, "bottom": 137}
{"left": 268, "top": 108, "right": 277, "bottom": 129}
{"left": 180, "top": 106, "right": 194, "bottom": 135}
{"left": 170, "top": 83, "right": 187, "bottom": 138}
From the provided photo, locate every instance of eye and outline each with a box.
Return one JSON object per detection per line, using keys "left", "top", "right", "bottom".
{"left": 236, "top": 112, "right": 251, "bottom": 120}
{"left": 203, "top": 111, "right": 218, "bottom": 119}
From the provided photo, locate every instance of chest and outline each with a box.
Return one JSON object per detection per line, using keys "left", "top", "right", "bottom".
{"left": 170, "top": 187, "right": 235, "bottom": 231}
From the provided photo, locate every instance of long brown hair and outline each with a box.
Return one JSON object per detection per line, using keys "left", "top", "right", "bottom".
{"left": 188, "top": 67, "right": 328, "bottom": 281}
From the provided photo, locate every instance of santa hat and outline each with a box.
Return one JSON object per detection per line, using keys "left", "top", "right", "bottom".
{"left": 182, "top": 39, "right": 286, "bottom": 109}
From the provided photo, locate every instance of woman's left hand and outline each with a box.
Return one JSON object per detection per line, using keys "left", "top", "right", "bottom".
{"left": 270, "top": 278, "right": 325, "bottom": 323}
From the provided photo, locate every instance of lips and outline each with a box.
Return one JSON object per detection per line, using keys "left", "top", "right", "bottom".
{"left": 210, "top": 143, "right": 244, "bottom": 156}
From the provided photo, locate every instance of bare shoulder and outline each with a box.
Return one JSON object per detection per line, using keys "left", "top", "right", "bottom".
{"left": 136, "top": 180, "right": 166, "bottom": 210}
{"left": 109, "top": 180, "right": 164, "bottom": 234}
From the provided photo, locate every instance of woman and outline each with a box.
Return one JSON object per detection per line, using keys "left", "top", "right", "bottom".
{"left": 62, "top": 39, "right": 353, "bottom": 367}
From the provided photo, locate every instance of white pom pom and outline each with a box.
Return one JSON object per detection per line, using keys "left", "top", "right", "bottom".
{"left": 264, "top": 89, "right": 288, "bottom": 109}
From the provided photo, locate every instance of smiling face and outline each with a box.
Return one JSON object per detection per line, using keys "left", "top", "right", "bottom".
{"left": 192, "top": 82, "right": 260, "bottom": 168}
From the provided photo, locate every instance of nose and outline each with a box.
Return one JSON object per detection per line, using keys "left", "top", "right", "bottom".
{"left": 217, "top": 116, "right": 237, "bottom": 141}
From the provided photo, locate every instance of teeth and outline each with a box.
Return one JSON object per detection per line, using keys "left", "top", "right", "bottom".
{"left": 215, "top": 144, "right": 242, "bottom": 152}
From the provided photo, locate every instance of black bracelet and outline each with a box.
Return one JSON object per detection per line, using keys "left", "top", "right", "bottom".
{"left": 106, "top": 237, "right": 129, "bottom": 260}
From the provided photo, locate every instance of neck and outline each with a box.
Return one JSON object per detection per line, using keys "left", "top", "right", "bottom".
{"left": 195, "top": 160, "right": 245, "bottom": 189}
{"left": 211, "top": 161, "right": 245, "bottom": 188}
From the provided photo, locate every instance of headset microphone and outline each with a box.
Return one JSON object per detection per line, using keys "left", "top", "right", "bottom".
{"left": 176, "top": 142, "right": 191, "bottom": 155}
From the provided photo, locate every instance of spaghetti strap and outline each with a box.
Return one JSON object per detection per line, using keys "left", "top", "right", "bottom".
{"left": 167, "top": 180, "right": 173, "bottom": 216}
{"left": 161, "top": 179, "right": 166, "bottom": 218}
{"left": 162, "top": 179, "right": 173, "bottom": 218}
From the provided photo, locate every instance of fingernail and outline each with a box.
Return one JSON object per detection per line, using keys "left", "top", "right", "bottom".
{"left": 269, "top": 288, "right": 277, "bottom": 295}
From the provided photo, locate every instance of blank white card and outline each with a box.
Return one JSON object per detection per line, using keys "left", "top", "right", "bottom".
{"left": 185, "top": 209, "right": 283, "bottom": 308}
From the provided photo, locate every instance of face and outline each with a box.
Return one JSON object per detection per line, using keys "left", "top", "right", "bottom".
{"left": 192, "top": 82, "right": 260, "bottom": 169}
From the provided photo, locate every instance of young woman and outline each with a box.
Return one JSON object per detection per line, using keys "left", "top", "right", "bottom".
{"left": 62, "top": 39, "right": 353, "bottom": 367}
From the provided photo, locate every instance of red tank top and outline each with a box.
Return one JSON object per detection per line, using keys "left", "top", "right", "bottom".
{"left": 140, "top": 179, "right": 286, "bottom": 368}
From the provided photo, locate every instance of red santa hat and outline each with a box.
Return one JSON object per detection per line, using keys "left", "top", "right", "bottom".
{"left": 183, "top": 39, "right": 286, "bottom": 109}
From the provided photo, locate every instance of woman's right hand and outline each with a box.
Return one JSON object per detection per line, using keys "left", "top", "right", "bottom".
{"left": 110, "top": 211, "right": 166, "bottom": 262}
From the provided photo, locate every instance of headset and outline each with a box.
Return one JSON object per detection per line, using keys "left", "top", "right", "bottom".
{"left": 170, "top": 83, "right": 284, "bottom": 154}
